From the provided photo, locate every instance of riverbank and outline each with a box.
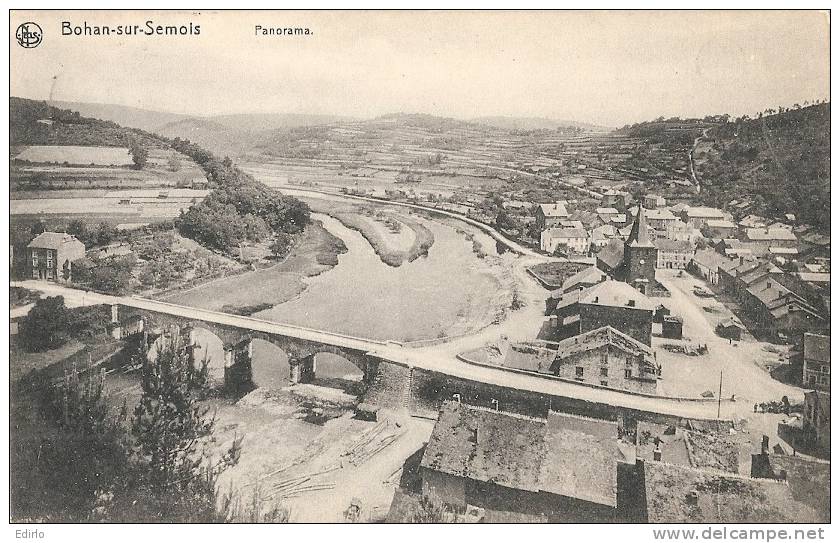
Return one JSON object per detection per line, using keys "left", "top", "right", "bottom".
{"left": 162, "top": 220, "right": 347, "bottom": 314}
{"left": 304, "top": 198, "right": 434, "bottom": 267}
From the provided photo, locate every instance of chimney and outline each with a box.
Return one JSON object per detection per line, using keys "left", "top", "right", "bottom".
{"left": 767, "top": 281, "right": 772, "bottom": 289}
{"left": 627, "top": 299, "right": 636, "bottom": 307}
{"left": 686, "top": 491, "right": 699, "bottom": 506}
{"left": 778, "top": 469, "right": 787, "bottom": 482}
{"left": 452, "top": 393, "right": 461, "bottom": 403}
{"left": 653, "top": 443, "right": 662, "bottom": 461}
{"left": 740, "top": 256, "right": 744, "bottom": 265}
{"left": 491, "top": 399, "right": 499, "bottom": 412}
{"left": 594, "top": 296, "right": 599, "bottom": 303}
{"left": 761, "top": 435, "right": 770, "bottom": 455}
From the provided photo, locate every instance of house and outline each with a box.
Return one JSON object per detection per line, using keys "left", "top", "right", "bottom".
{"left": 738, "top": 214, "right": 769, "bottom": 229}
{"left": 665, "top": 219, "right": 700, "bottom": 243}
{"left": 27, "top": 232, "right": 86, "bottom": 282}
{"left": 688, "top": 249, "right": 740, "bottom": 285}
{"left": 704, "top": 219, "right": 737, "bottom": 238}
{"left": 643, "top": 208, "right": 678, "bottom": 234}
{"left": 545, "top": 267, "right": 609, "bottom": 313}
{"left": 750, "top": 449, "right": 830, "bottom": 523}
{"left": 535, "top": 202, "right": 569, "bottom": 229}
{"left": 716, "top": 318, "right": 746, "bottom": 341}
{"left": 643, "top": 194, "right": 667, "bottom": 209}
{"left": 661, "top": 316, "right": 683, "bottom": 339}
{"left": 636, "top": 421, "right": 748, "bottom": 474}
{"left": 802, "top": 333, "right": 829, "bottom": 390}
{"left": 600, "top": 189, "right": 631, "bottom": 213}
{"left": 740, "top": 228, "right": 798, "bottom": 256}
{"left": 680, "top": 206, "right": 727, "bottom": 228}
{"left": 552, "top": 279, "right": 656, "bottom": 345}
{"left": 540, "top": 227, "right": 589, "bottom": 255}
{"left": 741, "top": 276, "right": 827, "bottom": 339}
{"left": 715, "top": 238, "right": 754, "bottom": 258}
{"left": 802, "top": 390, "right": 830, "bottom": 452}
{"left": 595, "top": 207, "right": 622, "bottom": 223}
{"left": 639, "top": 460, "right": 818, "bottom": 523}
{"left": 419, "top": 402, "right": 620, "bottom": 521}
{"left": 589, "top": 224, "right": 620, "bottom": 249}
{"left": 547, "top": 326, "right": 659, "bottom": 393}
{"left": 654, "top": 239, "right": 693, "bottom": 269}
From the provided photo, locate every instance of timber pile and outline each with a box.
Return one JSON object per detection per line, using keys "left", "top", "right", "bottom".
{"left": 263, "top": 463, "right": 341, "bottom": 500}
{"left": 342, "top": 420, "right": 404, "bottom": 467}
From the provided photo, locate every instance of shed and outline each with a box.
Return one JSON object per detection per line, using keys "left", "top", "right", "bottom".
{"left": 661, "top": 316, "right": 683, "bottom": 340}
{"left": 716, "top": 318, "right": 745, "bottom": 341}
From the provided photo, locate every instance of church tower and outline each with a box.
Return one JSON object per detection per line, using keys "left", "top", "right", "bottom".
{"left": 624, "top": 204, "right": 658, "bottom": 295}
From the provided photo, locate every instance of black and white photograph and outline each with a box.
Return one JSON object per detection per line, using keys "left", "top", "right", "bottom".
{"left": 5, "top": 7, "right": 833, "bottom": 531}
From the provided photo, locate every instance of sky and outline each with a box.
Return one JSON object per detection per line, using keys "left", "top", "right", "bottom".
{"left": 10, "top": 10, "right": 830, "bottom": 127}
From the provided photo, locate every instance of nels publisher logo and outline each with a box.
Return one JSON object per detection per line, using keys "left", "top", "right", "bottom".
{"left": 16, "top": 22, "right": 43, "bottom": 48}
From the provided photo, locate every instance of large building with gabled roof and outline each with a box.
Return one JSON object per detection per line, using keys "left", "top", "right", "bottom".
{"left": 596, "top": 205, "right": 660, "bottom": 296}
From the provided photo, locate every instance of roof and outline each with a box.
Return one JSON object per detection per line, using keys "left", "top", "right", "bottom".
{"left": 626, "top": 205, "right": 655, "bottom": 248}
{"left": 27, "top": 232, "right": 84, "bottom": 250}
{"left": 738, "top": 214, "right": 769, "bottom": 227}
{"left": 539, "top": 412, "right": 618, "bottom": 506}
{"left": 654, "top": 239, "right": 693, "bottom": 253}
{"left": 504, "top": 343, "right": 557, "bottom": 373}
{"left": 642, "top": 461, "right": 818, "bottom": 523}
{"left": 645, "top": 209, "right": 677, "bottom": 221}
{"left": 421, "top": 402, "right": 618, "bottom": 507}
{"left": 684, "top": 206, "right": 726, "bottom": 219}
{"left": 797, "top": 272, "right": 830, "bottom": 283}
{"left": 691, "top": 249, "right": 740, "bottom": 272}
{"left": 561, "top": 266, "right": 607, "bottom": 292}
{"left": 705, "top": 219, "right": 736, "bottom": 228}
{"left": 544, "top": 227, "right": 587, "bottom": 240}
{"left": 768, "top": 247, "right": 799, "bottom": 254}
{"left": 745, "top": 228, "right": 798, "bottom": 241}
{"left": 596, "top": 238, "right": 625, "bottom": 270}
{"left": 552, "top": 325, "right": 653, "bottom": 361}
{"left": 803, "top": 333, "right": 830, "bottom": 363}
{"left": 596, "top": 207, "right": 620, "bottom": 215}
{"left": 539, "top": 202, "right": 569, "bottom": 218}
{"left": 579, "top": 279, "right": 656, "bottom": 311}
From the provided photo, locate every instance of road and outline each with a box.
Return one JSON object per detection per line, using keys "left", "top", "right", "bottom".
{"left": 15, "top": 279, "right": 738, "bottom": 421}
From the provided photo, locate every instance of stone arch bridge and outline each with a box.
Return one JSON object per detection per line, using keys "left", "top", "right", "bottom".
{"left": 110, "top": 302, "right": 384, "bottom": 393}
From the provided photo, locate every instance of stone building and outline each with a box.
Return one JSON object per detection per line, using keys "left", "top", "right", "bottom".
{"left": 535, "top": 202, "right": 569, "bottom": 229}
{"left": 27, "top": 232, "right": 86, "bottom": 282}
{"left": 654, "top": 239, "right": 693, "bottom": 269}
{"left": 419, "top": 402, "right": 620, "bottom": 522}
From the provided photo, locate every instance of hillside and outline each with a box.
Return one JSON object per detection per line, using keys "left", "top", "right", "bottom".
{"left": 694, "top": 103, "right": 830, "bottom": 231}
{"left": 49, "top": 100, "right": 189, "bottom": 133}
{"left": 10, "top": 97, "right": 167, "bottom": 149}
{"left": 155, "top": 117, "right": 256, "bottom": 158}
{"left": 472, "top": 116, "right": 611, "bottom": 133}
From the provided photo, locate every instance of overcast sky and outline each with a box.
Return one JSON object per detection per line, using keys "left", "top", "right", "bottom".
{"left": 10, "top": 10, "right": 830, "bottom": 126}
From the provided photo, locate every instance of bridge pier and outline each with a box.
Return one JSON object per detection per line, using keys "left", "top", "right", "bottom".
{"left": 224, "top": 338, "right": 254, "bottom": 394}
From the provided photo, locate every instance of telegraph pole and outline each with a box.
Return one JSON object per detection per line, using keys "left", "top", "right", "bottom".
{"left": 717, "top": 370, "right": 723, "bottom": 419}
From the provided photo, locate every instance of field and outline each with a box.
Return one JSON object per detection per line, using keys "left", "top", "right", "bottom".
{"left": 162, "top": 220, "right": 348, "bottom": 313}
{"left": 11, "top": 147, "right": 206, "bottom": 191}
{"left": 14, "top": 145, "right": 132, "bottom": 166}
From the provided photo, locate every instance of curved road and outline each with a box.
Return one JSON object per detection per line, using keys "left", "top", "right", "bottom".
{"left": 15, "top": 279, "right": 734, "bottom": 420}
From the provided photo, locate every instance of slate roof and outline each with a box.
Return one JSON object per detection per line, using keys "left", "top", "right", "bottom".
{"left": 596, "top": 238, "right": 625, "bottom": 271}
{"left": 561, "top": 266, "right": 608, "bottom": 292}
{"left": 421, "top": 402, "right": 619, "bottom": 507}
{"left": 684, "top": 206, "right": 726, "bottom": 219}
{"left": 745, "top": 228, "right": 798, "bottom": 242}
{"left": 642, "top": 461, "right": 818, "bottom": 523}
{"left": 626, "top": 205, "right": 655, "bottom": 248}
{"left": 552, "top": 325, "right": 653, "bottom": 361}
{"left": 579, "top": 279, "right": 656, "bottom": 311}
{"left": 539, "top": 202, "right": 569, "bottom": 218}
{"left": 654, "top": 239, "right": 693, "bottom": 253}
{"left": 27, "top": 232, "right": 84, "bottom": 250}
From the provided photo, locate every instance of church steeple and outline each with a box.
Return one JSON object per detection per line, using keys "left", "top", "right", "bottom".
{"left": 626, "top": 204, "right": 655, "bottom": 248}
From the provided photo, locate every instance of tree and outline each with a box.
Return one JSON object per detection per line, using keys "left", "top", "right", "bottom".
{"left": 129, "top": 140, "right": 149, "bottom": 170}
{"left": 19, "top": 296, "right": 70, "bottom": 352}
{"left": 30, "top": 219, "right": 46, "bottom": 237}
{"left": 269, "top": 233, "right": 292, "bottom": 258}
{"left": 166, "top": 153, "right": 182, "bottom": 172}
{"left": 104, "top": 336, "right": 240, "bottom": 522}
{"left": 89, "top": 255, "right": 135, "bottom": 295}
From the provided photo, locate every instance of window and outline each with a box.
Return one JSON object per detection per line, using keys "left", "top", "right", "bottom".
{"left": 46, "top": 251, "right": 53, "bottom": 268}
{"left": 600, "top": 352, "right": 608, "bottom": 365}
{"left": 32, "top": 253, "right": 38, "bottom": 267}
{"left": 600, "top": 380, "right": 608, "bottom": 387}
{"left": 600, "top": 367, "right": 608, "bottom": 377}
{"left": 575, "top": 367, "right": 584, "bottom": 378}
{"left": 625, "top": 369, "right": 632, "bottom": 379}
{"left": 46, "top": 269, "right": 53, "bottom": 279}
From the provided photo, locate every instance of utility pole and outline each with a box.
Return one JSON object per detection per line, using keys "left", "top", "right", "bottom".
{"left": 717, "top": 370, "right": 723, "bottom": 419}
